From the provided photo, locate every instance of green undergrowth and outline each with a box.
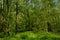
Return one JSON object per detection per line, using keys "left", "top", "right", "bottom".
{"left": 0, "top": 31, "right": 60, "bottom": 40}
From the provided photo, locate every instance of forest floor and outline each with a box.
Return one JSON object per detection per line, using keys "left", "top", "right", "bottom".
{"left": 0, "top": 31, "right": 60, "bottom": 40}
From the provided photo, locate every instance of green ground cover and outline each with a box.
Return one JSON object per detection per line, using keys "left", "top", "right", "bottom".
{"left": 1, "top": 31, "right": 60, "bottom": 40}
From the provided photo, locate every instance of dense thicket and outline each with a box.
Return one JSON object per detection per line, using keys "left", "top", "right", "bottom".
{"left": 0, "top": 0, "right": 60, "bottom": 37}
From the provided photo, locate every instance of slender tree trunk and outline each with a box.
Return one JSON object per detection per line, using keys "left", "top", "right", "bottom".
{"left": 15, "top": 2, "right": 19, "bottom": 33}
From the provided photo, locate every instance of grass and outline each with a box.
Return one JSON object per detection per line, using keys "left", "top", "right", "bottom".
{"left": 0, "top": 31, "right": 60, "bottom": 40}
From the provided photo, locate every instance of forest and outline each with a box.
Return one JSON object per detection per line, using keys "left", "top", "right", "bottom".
{"left": 0, "top": 0, "right": 60, "bottom": 40}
